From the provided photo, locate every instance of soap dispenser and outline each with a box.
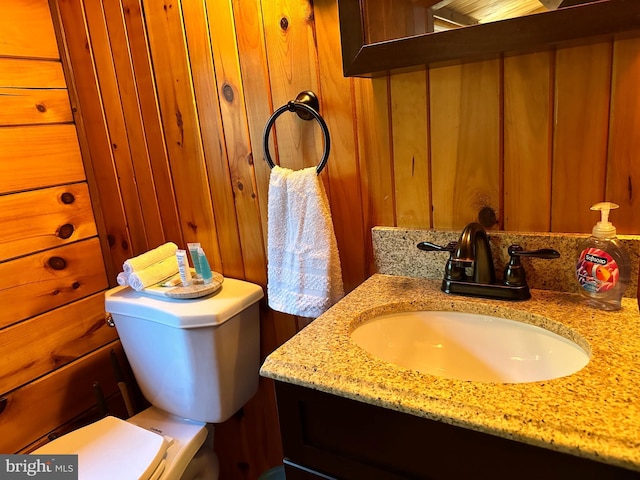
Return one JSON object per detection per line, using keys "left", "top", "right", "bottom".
{"left": 575, "top": 202, "right": 630, "bottom": 310}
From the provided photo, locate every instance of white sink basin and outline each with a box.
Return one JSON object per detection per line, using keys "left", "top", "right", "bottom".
{"left": 351, "top": 311, "right": 590, "bottom": 383}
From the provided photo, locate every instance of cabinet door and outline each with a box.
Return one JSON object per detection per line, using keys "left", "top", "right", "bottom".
{"left": 274, "top": 381, "right": 640, "bottom": 480}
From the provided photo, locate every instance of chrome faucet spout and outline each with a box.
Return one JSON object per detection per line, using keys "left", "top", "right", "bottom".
{"left": 453, "top": 222, "right": 496, "bottom": 284}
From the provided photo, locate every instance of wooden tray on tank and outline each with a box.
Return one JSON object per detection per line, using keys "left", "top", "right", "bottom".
{"left": 142, "top": 272, "right": 224, "bottom": 299}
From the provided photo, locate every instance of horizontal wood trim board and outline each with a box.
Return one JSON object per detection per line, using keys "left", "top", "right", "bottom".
{"left": 0, "top": 87, "right": 73, "bottom": 125}
{"left": 0, "top": 0, "right": 60, "bottom": 59}
{"left": 0, "top": 292, "right": 116, "bottom": 395}
{"left": 0, "top": 238, "right": 109, "bottom": 329}
{"left": 0, "top": 124, "right": 85, "bottom": 194}
{"left": 19, "top": 390, "right": 130, "bottom": 454}
{"left": 0, "top": 341, "right": 123, "bottom": 453}
{"left": 0, "top": 183, "right": 97, "bottom": 262}
{"left": 0, "top": 58, "right": 66, "bottom": 88}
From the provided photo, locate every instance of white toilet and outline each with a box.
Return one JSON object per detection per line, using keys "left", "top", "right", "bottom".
{"left": 34, "top": 277, "right": 264, "bottom": 480}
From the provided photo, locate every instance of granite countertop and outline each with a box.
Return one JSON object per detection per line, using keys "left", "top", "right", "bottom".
{"left": 260, "top": 274, "right": 640, "bottom": 472}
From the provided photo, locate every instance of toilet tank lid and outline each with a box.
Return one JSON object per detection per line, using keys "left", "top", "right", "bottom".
{"left": 105, "top": 278, "right": 264, "bottom": 328}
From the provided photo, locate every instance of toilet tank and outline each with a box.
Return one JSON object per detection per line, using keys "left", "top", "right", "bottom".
{"left": 105, "top": 278, "right": 263, "bottom": 424}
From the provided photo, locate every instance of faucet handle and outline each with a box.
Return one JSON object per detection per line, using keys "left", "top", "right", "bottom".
{"left": 507, "top": 245, "right": 560, "bottom": 259}
{"left": 503, "top": 245, "right": 560, "bottom": 287}
{"left": 416, "top": 241, "right": 457, "bottom": 252}
{"left": 417, "top": 241, "right": 464, "bottom": 281}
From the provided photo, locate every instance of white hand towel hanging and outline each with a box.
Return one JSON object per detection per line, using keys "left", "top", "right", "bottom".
{"left": 267, "top": 166, "right": 344, "bottom": 318}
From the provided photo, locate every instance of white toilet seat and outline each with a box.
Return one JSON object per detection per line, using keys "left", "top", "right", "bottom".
{"left": 33, "top": 407, "right": 210, "bottom": 480}
{"left": 34, "top": 415, "right": 170, "bottom": 480}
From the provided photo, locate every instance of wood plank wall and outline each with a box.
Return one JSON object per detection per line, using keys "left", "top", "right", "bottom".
{"left": 0, "top": 0, "right": 127, "bottom": 455}
{"left": 3, "top": 0, "right": 639, "bottom": 478}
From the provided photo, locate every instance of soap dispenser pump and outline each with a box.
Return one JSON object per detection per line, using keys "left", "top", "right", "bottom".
{"left": 575, "top": 202, "right": 630, "bottom": 310}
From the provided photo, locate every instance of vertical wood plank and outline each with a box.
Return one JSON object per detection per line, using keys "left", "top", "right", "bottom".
{"left": 606, "top": 36, "right": 640, "bottom": 234}
{"left": 552, "top": 42, "right": 612, "bottom": 233}
{"left": 204, "top": 0, "right": 268, "bottom": 285}
{"left": 101, "top": 0, "right": 168, "bottom": 249}
{"left": 57, "top": 0, "right": 133, "bottom": 272}
{"left": 181, "top": 0, "right": 245, "bottom": 279}
{"left": 232, "top": 0, "right": 275, "bottom": 250}
{"left": 141, "top": 0, "right": 223, "bottom": 271}
{"left": 51, "top": 0, "right": 117, "bottom": 283}
{"left": 83, "top": 0, "right": 149, "bottom": 254}
{"left": 503, "top": 51, "right": 553, "bottom": 231}
{"left": 121, "top": 0, "right": 184, "bottom": 247}
{"left": 315, "top": 0, "right": 367, "bottom": 292}
{"left": 354, "top": 77, "right": 394, "bottom": 276}
{"left": 261, "top": 0, "right": 322, "bottom": 172}
{"left": 430, "top": 60, "right": 501, "bottom": 229}
{"left": 390, "top": 69, "right": 431, "bottom": 229}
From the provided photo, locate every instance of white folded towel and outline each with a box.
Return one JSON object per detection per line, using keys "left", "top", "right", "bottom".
{"left": 127, "top": 256, "right": 180, "bottom": 291}
{"left": 116, "top": 272, "right": 129, "bottom": 286}
{"left": 267, "top": 166, "right": 344, "bottom": 318}
{"left": 122, "top": 242, "right": 178, "bottom": 275}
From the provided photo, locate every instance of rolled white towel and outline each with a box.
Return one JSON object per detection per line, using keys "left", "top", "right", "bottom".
{"left": 127, "top": 256, "right": 180, "bottom": 291}
{"left": 123, "top": 242, "right": 178, "bottom": 275}
{"left": 116, "top": 272, "right": 129, "bottom": 286}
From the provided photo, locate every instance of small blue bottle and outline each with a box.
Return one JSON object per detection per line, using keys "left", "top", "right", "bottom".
{"left": 198, "top": 247, "right": 213, "bottom": 284}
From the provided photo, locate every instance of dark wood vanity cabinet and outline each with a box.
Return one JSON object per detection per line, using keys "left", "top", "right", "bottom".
{"left": 274, "top": 381, "right": 639, "bottom": 480}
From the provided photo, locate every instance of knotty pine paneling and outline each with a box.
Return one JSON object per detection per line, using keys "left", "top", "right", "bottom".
{"left": 430, "top": 59, "right": 501, "bottom": 229}
{"left": 503, "top": 51, "right": 553, "bottom": 231}
{"left": 607, "top": 36, "right": 640, "bottom": 232}
{"left": 0, "top": 58, "right": 66, "bottom": 88}
{"left": 49, "top": 0, "right": 640, "bottom": 478}
{"left": 55, "top": 0, "right": 139, "bottom": 272}
{"left": 1, "top": 0, "right": 115, "bottom": 455}
{"left": 0, "top": 183, "right": 97, "bottom": 262}
{"left": 552, "top": 42, "right": 612, "bottom": 234}
{"left": 180, "top": 0, "right": 246, "bottom": 280}
{"left": 119, "top": 0, "right": 183, "bottom": 248}
{"left": 314, "top": 0, "right": 367, "bottom": 292}
{"left": 390, "top": 70, "right": 430, "bottom": 229}
{"left": 0, "top": 0, "right": 59, "bottom": 59}
{"left": 0, "top": 87, "right": 72, "bottom": 125}
{"left": 0, "top": 238, "right": 108, "bottom": 329}
{"left": 0, "top": 343, "right": 124, "bottom": 453}
{"left": 0, "top": 124, "right": 85, "bottom": 194}
{"left": 0, "top": 293, "right": 117, "bottom": 395}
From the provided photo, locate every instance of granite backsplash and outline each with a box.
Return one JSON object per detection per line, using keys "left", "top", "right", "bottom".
{"left": 372, "top": 227, "right": 640, "bottom": 297}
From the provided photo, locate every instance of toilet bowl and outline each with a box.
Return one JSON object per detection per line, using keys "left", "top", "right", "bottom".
{"left": 33, "top": 278, "right": 263, "bottom": 480}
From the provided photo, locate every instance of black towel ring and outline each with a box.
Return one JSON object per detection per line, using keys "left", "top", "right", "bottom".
{"left": 263, "top": 91, "right": 331, "bottom": 175}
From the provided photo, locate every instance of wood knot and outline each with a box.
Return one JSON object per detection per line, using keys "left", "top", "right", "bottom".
{"left": 36, "top": 104, "right": 47, "bottom": 112}
{"left": 478, "top": 206, "right": 498, "bottom": 228}
{"left": 61, "top": 192, "right": 75, "bottom": 204}
{"left": 222, "top": 84, "right": 234, "bottom": 102}
{"left": 280, "top": 17, "right": 289, "bottom": 30}
{"left": 48, "top": 256, "right": 67, "bottom": 270}
{"left": 57, "top": 224, "right": 75, "bottom": 240}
